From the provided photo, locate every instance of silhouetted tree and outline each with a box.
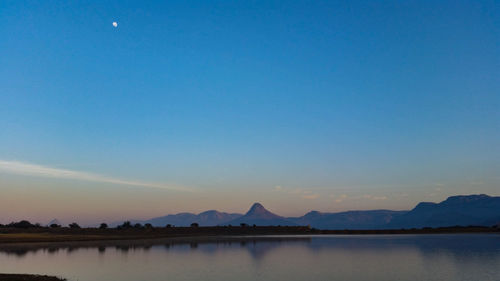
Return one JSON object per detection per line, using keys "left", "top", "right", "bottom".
{"left": 165, "top": 224, "right": 172, "bottom": 228}
{"left": 99, "top": 223, "right": 108, "bottom": 229}
{"left": 8, "top": 220, "right": 35, "bottom": 228}
{"left": 69, "top": 223, "right": 81, "bottom": 229}
{"left": 144, "top": 223, "right": 153, "bottom": 229}
{"left": 190, "top": 222, "right": 199, "bottom": 228}
{"left": 120, "top": 221, "right": 132, "bottom": 228}
{"left": 50, "top": 223, "right": 61, "bottom": 228}
{"left": 240, "top": 223, "right": 248, "bottom": 227}
{"left": 134, "top": 223, "right": 143, "bottom": 229}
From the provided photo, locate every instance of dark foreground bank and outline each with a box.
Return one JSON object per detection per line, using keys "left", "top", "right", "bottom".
{"left": 0, "top": 274, "right": 65, "bottom": 281}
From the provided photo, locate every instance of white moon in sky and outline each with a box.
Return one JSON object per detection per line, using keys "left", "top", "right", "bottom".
{"left": 112, "top": 22, "right": 118, "bottom": 27}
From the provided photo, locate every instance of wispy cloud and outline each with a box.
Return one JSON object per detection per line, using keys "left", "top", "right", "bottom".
{"left": 334, "top": 194, "right": 348, "bottom": 203}
{"left": 470, "top": 181, "right": 484, "bottom": 185}
{"left": 361, "top": 194, "right": 388, "bottom": 201}
{"left": 273, "top": 185, "right": 319, "bottom": 200}
{"left": 302, "top": 193, "right": 319, "bottom": 200}
{"left": 0, "top": 160, "right": 190, "bottom": 192}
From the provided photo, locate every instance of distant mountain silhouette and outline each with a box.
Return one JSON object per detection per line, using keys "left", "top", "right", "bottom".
{"left": 288, "top": 210, "right": 407, "bottom": 230}
{"left": 121, "top": 210, "right": 242, "bottom": 227}
{"left": 226, "top": 203, "right": 296, "bottom": 226}
{"left": 388, "top": 194, "right": 500, "bottom": 228}
{"left": 117, "top": 194, "right": 500, "bottom": 229}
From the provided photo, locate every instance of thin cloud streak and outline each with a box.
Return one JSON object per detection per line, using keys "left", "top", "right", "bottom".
{"left": 0, "top": 160, "right": 190, "bottom": 192}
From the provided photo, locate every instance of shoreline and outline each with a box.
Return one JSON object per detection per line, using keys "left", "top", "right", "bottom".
{"left": 0, "top": 274, "right": 65, "bottom": 281}
{"left": 0, "top": 226, "right": 498, "bottom": 244}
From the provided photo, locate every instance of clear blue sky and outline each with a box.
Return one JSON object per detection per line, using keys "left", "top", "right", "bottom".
{"left": 0, "top": 0, "right": 498, "bottom": 224}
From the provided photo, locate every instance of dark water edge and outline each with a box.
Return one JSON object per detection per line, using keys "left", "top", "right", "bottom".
{"left": 0, "top": 233, "right": 498, "bottom": 257}
{"left": 0, "top": 236, "right": 312, "bottom": 257}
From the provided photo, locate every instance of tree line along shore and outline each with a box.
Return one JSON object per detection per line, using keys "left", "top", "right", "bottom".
{"left": 0, "top": 220, "right": 498, "bottom": 244}
{"left": 0, "top": 274, "right": 65, "bottom": 281}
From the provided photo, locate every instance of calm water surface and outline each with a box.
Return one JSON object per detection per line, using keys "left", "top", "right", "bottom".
{"left": 0, "top": 234, "right": 499, "bottom": 281}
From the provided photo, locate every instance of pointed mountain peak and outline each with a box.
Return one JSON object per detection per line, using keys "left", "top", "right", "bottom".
{"left": 244, "top": 202, "right": 283, "bottom": 219}
{"left": 226, "top": 202, "right": 294, "bottom": 226}
{"left": 247, "top": 203, "right": 266, "bottom": 214}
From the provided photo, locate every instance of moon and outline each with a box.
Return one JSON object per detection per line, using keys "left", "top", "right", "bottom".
{"left": 112, "top": 22, "right": 118, "bottom": 27}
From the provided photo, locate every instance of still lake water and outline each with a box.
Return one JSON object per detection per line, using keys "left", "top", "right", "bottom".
{"left": 0, "top": 234, "right": 499, "bottom": 281}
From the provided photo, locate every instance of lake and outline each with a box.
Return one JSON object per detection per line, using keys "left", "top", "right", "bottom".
{"left": 0, "top": 234, "right": 499, "bottom": 281}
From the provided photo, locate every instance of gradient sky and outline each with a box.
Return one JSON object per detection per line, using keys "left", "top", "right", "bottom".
{"left": 1, "top": 0, "right": 499, "bottom": 225}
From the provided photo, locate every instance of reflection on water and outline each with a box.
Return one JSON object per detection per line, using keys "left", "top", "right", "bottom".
{"left": 0, "top": 234, "right": 499, "bottom": 281}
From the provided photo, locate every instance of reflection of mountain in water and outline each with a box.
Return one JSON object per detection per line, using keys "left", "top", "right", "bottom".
{"left": 0, "top": 236, "right": 311, "bottom": 258}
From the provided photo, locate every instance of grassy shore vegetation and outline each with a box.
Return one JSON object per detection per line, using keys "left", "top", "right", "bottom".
{"left": 0, "top": 274, "right": 66, "bottom": 281}
{"left": 0, "top": 220, "right": 498, "bottom": 244}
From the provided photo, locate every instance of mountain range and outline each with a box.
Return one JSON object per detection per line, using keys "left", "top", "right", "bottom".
{"left": 387, "top": 194, "right": 500, "bottom": 228}
{"left": 125, "top": 210, "right": 241, "bottom": 227}
{"left": 118, "top": 194, "right": 500, "bottom": 229}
